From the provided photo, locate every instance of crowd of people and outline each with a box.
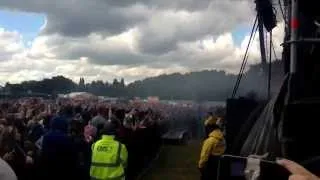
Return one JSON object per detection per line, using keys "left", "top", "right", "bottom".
{"left": 0, "top": 97, "right": 169, "bottom": 180}
{"left": 1, "top": 96, "right": 319, "bottom": 180}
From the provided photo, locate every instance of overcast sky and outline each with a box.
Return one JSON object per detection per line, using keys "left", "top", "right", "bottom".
{"left": 0, "top": 0, "right": 284, "bottom": 85}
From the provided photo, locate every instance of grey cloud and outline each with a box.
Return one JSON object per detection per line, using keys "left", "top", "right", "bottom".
{"left": 0, "top": 29, "right": 23, "bottom": 61}
{"left": 0, "top": 0, "right": 211, "bottom": 38}
{"left": 134, "top": 0, "right": 212, "bottom": 11}
{"left": 136, "top": 1, "right": 254, "bottom": 55}
{"left": 38, "top": 35, "right": 152, "bottom": 66}
{"left": 0, "top": 0, "right": 148, "bottom": 37}
{"left": 41, "top": 4, "right": 149, "bottom": 37}
{"left": 0, "top": 0, "right": 261, "bottom": 73}
{"left": 65, "top": 48, "right": 150, "bottom": 66}
{"left": 0, "top": 0, "right": 252, "bottom": 39}
{"left": 136, "top": 35, "right": 177, "bottom": 55}
{"left": 0, "top": 0, "right": 254, "bottom": 56}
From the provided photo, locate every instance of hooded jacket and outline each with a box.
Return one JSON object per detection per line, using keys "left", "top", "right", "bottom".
{"left": 204, "top": 116, "right": 218, "bottom": 126}
{"left": 40, "top": 116, "right": 77, "bottom": 180}
{"left": 198, "top": 129, "right": 226, "bottom": 169}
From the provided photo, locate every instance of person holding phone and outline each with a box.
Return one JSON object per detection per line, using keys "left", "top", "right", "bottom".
{"left": 278, "top": 159, "right": 320, "bottom": 180}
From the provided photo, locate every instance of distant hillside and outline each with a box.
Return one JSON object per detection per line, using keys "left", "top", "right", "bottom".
{"left": 127, "top": 70, "right": 235, "bottom": 101}
{"left": 127, "top": 60, "right": 284, "bottom": 100}
{"left": 1, "top": 61, "right": 284, "bottom": 101}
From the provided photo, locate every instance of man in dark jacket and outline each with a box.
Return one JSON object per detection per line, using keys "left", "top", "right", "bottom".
{"left": 27, "top": 120, "right": 44, "bottom": 143}
{"left": 40, "top": 116, "right": 77, "bottom": 180}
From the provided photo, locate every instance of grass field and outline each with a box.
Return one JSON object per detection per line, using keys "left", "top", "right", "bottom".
{"left": 142, "top": 141, "right": 201, "bottom": 180}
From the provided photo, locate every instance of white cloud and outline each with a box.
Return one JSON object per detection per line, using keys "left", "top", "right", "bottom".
{"left": 0, "top": 21, "right": 284, "bottom": 85}
{"left": 0, "top": 28, "right": 24, "bottom": 60}
{"left": 136, "top": 1, "right": 254, "bottom": 55}
{"left": 0, "top": 0, "right": 286, "bottom": 85}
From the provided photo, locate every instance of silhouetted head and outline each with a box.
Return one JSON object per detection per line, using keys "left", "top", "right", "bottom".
{"left": 101, "top": 121, "right": 117, "bottom": 135}
{"left": 50, "top": 116, "right": 68, "bottom": 133}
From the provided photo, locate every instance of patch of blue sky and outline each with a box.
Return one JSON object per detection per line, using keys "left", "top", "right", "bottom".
{"left": 232, "top": 25, "right": 250, "bottom": 46}
{"left": 0, "top": 10, "right": 45, "bottom": 47}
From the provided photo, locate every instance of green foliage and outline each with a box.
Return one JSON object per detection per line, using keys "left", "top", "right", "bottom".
{"left": 127, "top": 70, "right": 235, "bottom": 100}
{"left": 5, "top": 76, "right": 76, "bottom": 95}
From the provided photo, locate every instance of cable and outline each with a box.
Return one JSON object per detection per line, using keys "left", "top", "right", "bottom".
{"left": 237, "top": 25, "right": 259, "bottom": 90}
{"left": 265, "top": 30, "right": 269, "bottom": 64}
{"left": 278, "top": 0, "right": 289, "bottom": 26}
{"left": 232, "top": 16, "right": 259, "bottom": 98}
{"left": 232, "top": 17, "right": 257, "bottom": 98}
{"left": 278, "top": 0, "right": 286, "bottom": 20}
{"left": 268, "top": 31, "right": 272, "bottom": 99}
{"left": 238, "top": 17, "right": 258, "bottom": 77}
{"left": 232, "top": 18, "right": 258, "bottom": 98}
{"left": 271, "top": 40, "right": 278, "bottom": 60}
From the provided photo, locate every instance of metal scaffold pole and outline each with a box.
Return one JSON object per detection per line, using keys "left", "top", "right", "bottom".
{"left": 258, "top": 13, "right": 267, "bottom": 69}
{"left": 290, "top": 0, "right": 298, "bottom": 73}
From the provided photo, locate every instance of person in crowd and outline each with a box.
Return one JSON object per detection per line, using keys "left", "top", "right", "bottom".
{"left": 1, "top": 122, "right": 27, "bottom": 180}
{"left": 0, "top": 98, "right": 202, "bottom": 180}
{"left": 204, "top": 112, "right": 218, "bottom": 137}
{"left": 70, "top": 120, "right": 91, "bottom": 180}
{"left": 40, "top": 116, "right": 78, "bottom": 180}
{"left": 90, "top": 121, "right": 128, "bottom": 180}
{"left": 84, "top": 121, "right": 97, "bottom": 143}
{"left": 27, "top": 115, "right": 44, "bottom": 143}
{"left": 91, "top": 107, "right": 107, "bottom": 130}
{"left": 198, "top": 122, "right": 226, "bottom": 180}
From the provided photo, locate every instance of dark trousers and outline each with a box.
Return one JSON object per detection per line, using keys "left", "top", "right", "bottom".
{"left": 201, "top": 156, "right": 220, "bottom": 180}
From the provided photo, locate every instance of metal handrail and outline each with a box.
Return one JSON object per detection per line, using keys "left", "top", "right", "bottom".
{"left": 281, "top": 38, "right": 320, "bottom": 46}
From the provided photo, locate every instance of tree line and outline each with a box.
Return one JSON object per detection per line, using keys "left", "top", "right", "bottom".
{"left": 1, "top": 61, "right": 284, "bottom": 101}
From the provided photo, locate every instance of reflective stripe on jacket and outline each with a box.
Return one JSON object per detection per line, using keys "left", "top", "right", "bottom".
{"left": 90, "top": 135, "right": 128, "bottom": 180}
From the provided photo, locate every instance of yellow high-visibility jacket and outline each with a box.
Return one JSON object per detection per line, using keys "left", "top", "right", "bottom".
{"left": 90, "top": 135, "right": 128, "bottom": 180}
{"left": 198, "top": 129, "right": 226, "bottom": 169}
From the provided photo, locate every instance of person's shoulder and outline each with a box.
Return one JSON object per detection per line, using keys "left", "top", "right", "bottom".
{"left": 0, "top": 158, "right": 17, "bottom": 180}
{"left": 206, "top": 134, "right": 220, "bottom": 143}
{"left": 120, "top": 142, "right": 127, "bottom": 150}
